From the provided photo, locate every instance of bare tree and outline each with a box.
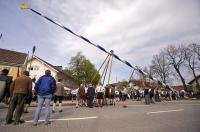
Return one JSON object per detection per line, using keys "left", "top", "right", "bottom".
{"left": 150, "top": 52, "right": 171, "bottom": 84}
{"left": 192, "top": 43, "right": 200, "bottom": 60}
{"left": 184, "top": 44, "right": 200, "bottom": 92}
{"left": 163, "top": 45, "right": 187, "bottom": 90}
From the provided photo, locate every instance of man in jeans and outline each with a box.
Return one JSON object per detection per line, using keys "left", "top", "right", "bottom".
{"left": 33, "top": 70, "right": 56, "bottom": 126}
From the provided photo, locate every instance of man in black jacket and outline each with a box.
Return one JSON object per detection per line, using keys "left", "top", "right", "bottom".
{"left": 86, "top": 84, "right": 95, "bottom": 108}
{"left": 144, "top": 88, "right": 150, "bottom": 105}
{"left": 0, "top": 69, "right": 12, "bottom": 103}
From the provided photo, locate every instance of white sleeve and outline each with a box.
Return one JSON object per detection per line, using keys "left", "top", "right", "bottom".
{"left": 95, "top": 87, "right": 98, "bottom": 93}
{"left": 103, "top": 87, "right": 105, "bottom": 92}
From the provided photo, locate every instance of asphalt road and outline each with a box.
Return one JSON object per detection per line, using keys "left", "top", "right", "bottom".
{"left": 0, "top": 100, "right": 200, "bottom": 132}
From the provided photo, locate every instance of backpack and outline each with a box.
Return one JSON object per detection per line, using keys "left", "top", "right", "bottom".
{"left": 0, "top": 80, "right": 6, "bottom": 102}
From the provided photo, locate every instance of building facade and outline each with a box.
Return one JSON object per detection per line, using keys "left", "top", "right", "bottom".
{"left": 27, "top": 56, "right": 78, "bottom": 89}
{"left": 0, "top": 48, "right": 78, "bottom": 89}
{"left": 0, "top": 48, "right": 28, "bottom": 80}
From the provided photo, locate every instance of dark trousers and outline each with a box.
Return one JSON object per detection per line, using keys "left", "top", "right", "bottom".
{"left": 53, "top": 95, "right": 63, "bottom": 103}
{"left": 6, "top": 93, "right": 26, "bottom": 123}
{"left": 145, "top": 94, "right": 150, "bottom": 105}
{"left": 87, "top": 96, "right": 94, "bottom": 107}
{"left": 155, "top": 94, "right": 160, "bottom": 102}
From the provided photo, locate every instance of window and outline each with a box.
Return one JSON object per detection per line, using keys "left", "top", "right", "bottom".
{"left": 33, "top": 66, "right": 39, "bottom": 70}
{"left": 28, "top": 67, "right": 33, "bottom": 70}
{"left": 28, "top": 66, "right": 39, "bottom": 71}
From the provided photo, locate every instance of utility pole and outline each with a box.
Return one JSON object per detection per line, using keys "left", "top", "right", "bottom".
{"left": 0, "top": 33, "right": 2, "bottom": 40}
{"left": 28, "top": 46, "right": 36, "bottom": 73}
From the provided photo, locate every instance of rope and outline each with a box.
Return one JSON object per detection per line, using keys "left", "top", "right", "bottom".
{"left": 90, "top": 53, "right": 110, "bottom": 84}
{"left": 101, "top": 55, "right": 111, "bottom": 85}
{"left": 129, "top": 69, "right": 135, "bottom": 81}
{"left": 107, "top": 51, "right": 114, "bottom": 84}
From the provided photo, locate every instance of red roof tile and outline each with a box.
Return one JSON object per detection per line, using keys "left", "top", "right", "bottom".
{"left": 172, "top": 85, "right": 185, "bottom": 92}
{"left": 0, "top": 48, "right": 28, "bottom": 66}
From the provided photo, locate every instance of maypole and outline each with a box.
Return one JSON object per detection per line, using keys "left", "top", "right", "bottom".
{"left": 20, "top": 3, "right": 170, "bottom": 90}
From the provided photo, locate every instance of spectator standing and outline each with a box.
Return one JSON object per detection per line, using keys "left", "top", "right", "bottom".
{"left": 149, "top": 88, "right": 155, "bottom": 104}
{"left": 5, "top": 71, "right": 32, "bottom": 125}
{"left": 95, "top": 84, "right": 105, "bottom": 107}
{"left": 155, "top": 90, "right": 161, "bottom": 102}
{"left": 53, "top": 78, "right": 64, "bottom": 113}
{"left": 110, "top": 85, "right": 115, "bottom": 105}
{"left": 76, "top": 84, "right": 86, "bottom": 107}
{"left": 33, "top": 70, "right": 56, "bottom": 126}
{"left": 71, "top": 89, "right": 77, "bottom": 102}
{"left": 86, "top": 84, "right": 95, "bottom": 108}
{"left": 121, "top": 87, "right": 128, "bottom": 108}
{"left": 119, "top": 91, "right": 122, "bottom": 101}
{"left": 144, "top": 87, "right": 150, "bottom": 105}
{"left": 104, "top": 86, "right": 110, "bottom": 105}
{"left": 0, "top": 69, "right": 12, "bottom": 103}
{"left": 24, "top": 78, "right": 36, "bottom": 113}
{"left": 136, "top": 90, "right": 141, "bottom": 101}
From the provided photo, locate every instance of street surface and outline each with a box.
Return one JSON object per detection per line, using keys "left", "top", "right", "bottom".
{"left": 0, "top": 100, "right": 200, "bottom": 132}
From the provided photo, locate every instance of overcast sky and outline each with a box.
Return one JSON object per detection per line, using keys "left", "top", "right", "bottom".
{"left": 0, "top": 0, "right": 200, "bottom": 83}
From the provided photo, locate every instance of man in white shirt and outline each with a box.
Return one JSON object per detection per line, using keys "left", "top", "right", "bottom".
{"left": 121, "top": 87, "right": 128, "bottom": 107}
{"left": 95, "top": 84, "right": 105, "bottom": 107}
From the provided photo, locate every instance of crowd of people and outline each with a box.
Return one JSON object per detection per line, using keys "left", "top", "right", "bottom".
{"left": 0, "top": 68, "right": 124, "bottom": 126}
{"left": 75, "top": 83, "right": 117, "bottom": 108}
{"left": 128, "top": 87, "right": 185, "bottom": 104}
{"left": 0, "top": 69, "right": 61, "bottom": 126}
{"left": 0, "top": 68, "right": 193, "bottom": 126}
{"left": 73, "top": 84, "right": 186, "bottom": 108}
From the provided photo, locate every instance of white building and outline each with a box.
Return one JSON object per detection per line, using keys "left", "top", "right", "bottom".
{"left": 27, "top": 56, "right": 78, "bottom": 89}
{"left": 27, "top": 56, "right": 62, "bottom": 81}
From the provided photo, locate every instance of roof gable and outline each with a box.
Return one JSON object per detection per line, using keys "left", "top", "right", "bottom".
{"left": 172, "top": 85, "right": 185, "bottom": 91}
{"left": 0, "top": 48, "right": 28, "bottom": 66}
{"left": 31, "top": 56, "right": 62, "bottom": 73}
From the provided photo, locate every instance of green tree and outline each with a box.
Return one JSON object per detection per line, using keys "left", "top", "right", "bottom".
{"left": 66, "top": 52, "right": 100, "bottom": 85}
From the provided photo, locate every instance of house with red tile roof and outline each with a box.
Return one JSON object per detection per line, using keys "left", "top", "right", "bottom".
{"left": 172, "top": 85, "right": 185, "bottom": 92}
{"left": 0, "top": 48, "right": 77, "bottom": 89}
{"left": 27, "top": 55, "right": 78, "bottom": 89}
{"left": 0, "top": 48, "right": 28, "bottom": 79}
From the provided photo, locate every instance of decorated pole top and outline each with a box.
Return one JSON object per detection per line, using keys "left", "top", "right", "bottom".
{"left": 20, "top": 3, "right": 29, "bottom": 10}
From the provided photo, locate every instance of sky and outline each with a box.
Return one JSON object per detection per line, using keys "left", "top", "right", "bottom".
{"left": 0, "top": 0, "right": 200, "bottom": 84}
